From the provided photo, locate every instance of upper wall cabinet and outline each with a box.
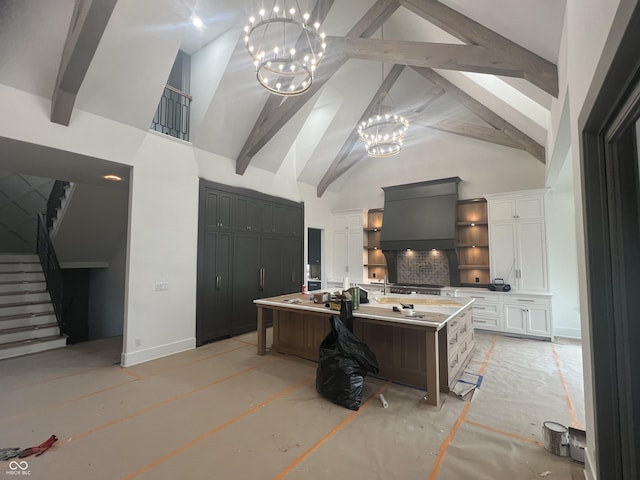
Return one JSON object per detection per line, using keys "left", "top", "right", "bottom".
{"left": 485, "top": 189, "right": 549, "bottom": 292}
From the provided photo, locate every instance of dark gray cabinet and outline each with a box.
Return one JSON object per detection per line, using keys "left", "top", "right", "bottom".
{"left": 197, "top": 180, "right": 304, "bottom": 345}
{"left": 196, "top": 231, "right": 233, "bottom": 342}
{"left": 204, "top": 189, "right": 232, "bottom": 231}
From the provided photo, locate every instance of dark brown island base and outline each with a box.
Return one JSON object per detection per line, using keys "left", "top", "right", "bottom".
{"left": 255, "top": 293, "right": 475, "bottom": 407}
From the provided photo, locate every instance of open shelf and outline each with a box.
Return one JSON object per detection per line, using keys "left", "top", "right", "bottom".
{"left": 456, "top": 199, "right": 490, "bottom": 285}
{"left": 366, "top": 209, "right": 386, "bottom": 281}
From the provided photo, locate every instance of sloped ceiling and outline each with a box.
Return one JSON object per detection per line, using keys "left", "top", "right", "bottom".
{"left": 0, "top": 0, "right": 566, "bottom": 195}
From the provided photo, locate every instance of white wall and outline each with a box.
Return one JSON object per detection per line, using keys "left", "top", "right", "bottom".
{"left": 121, "top": 134, "right": 200, "bottom": 366}
{"left": 88, "top": 234, "right": 127, "bottom": 340}
{"left": 546, "top": 168, "right": 581, "bottom": 339}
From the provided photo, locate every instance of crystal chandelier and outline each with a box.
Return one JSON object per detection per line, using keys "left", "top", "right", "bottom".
{"left": 244, "top": 2, "right": 327, "bottom": 96}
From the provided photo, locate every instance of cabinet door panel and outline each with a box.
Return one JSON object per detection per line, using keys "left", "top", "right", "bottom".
{"left": 232, "top": 234, "right": 261, "bottom": 334}
{"left": 515, "top": 197, "right": 544, "bottom": 220}
{"left": 489, "top": 222, "right": 517, "bottom": 284}
{"left": 234, "top": 195, "right": 262, "bottom": 232}
{"left": 516, "top": 221, "right": 548, "bottom": 291}
{"left": 527, "top": 307, "right": 550, "bottom": 336}
{"left": 218, "top": 192, "right": 232, "bottom": 230}
{"left": 489, "top": 200, "right": 516, "bottom": 222}
{"left": 333, "top": 229, "right": 347, "bottom": 279}
{"left": 282, "top": 237, "right": 303, "bottom": 294}
{"left": 196, "top": 232, "right": 233, "bottom": 344}
{"left": 504, "top": 305, "right": 526, "bottom": 333}
{"left": 346, "top": 229, "right": 364, "bottom": 281}
{"left": 261, "top": 236, "right": 284, "bottom": 298}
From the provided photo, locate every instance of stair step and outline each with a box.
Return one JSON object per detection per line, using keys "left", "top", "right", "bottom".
{"left": 0, "top": 290, "right": 50, "bottom": 305}
{"left": 0, "top": 280, "right": 47, "bottom": 293}
{"left": 0, "top": 262, "right": 43, "bottom": 273}
{"left": 0, "top": 335, "right": 67, "bottom": 361}
{"left": 0, "top": 323, "right": 59, "bottom": 344}
{"left": 0, "top": 254, "right": 39, "bottom": 263}
{"left": 0, "top": 311, "right": 56, "bottom": 329}
{"left": 0, "top": 272, "right": 45, "bottom": 282}
{"left": 0, "top": 301, "right": 53, "bottom": 316}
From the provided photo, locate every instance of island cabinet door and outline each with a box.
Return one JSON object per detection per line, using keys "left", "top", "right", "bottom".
{"left": 196, "top": 231, "right": 233, "bottom": 345}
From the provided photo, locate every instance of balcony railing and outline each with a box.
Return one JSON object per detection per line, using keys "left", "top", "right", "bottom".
{"left": 150, "top": 84, "right": 192, "bottom": 141}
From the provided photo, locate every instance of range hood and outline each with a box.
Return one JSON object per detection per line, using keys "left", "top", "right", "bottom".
{"left": 380, "top": 177, "right": 460, "bottom": 251}
{"left": 380, "top": 177, "right": 461, "bottom": 286}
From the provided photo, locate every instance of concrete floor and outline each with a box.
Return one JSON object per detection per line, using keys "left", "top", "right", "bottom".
{"left": 0, "top": 331, "right": 585, "bottom": 479}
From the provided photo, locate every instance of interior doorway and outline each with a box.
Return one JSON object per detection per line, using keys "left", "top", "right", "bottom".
{"left": 307, "top": 228, "right": 322, "bottom": 290}
{"left": 580, "top": 3, "right": 640, "bottom": 478}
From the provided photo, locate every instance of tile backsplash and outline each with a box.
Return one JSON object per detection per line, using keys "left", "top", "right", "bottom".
{"left": 397, "top": 250, "right": 450, "bottom": 286}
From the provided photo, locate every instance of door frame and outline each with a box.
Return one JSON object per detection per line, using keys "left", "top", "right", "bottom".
{"left": 580, "top": 3, "right": 640, "bottom": 478}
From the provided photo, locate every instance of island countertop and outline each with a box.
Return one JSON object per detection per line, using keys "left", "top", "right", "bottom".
{"left": 254, "top": 292, "right": 475, "bottom": 330}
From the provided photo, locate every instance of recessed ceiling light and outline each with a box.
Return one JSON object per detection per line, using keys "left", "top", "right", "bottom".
{"left": 191, "top": 15, "right": 203, "bottom": 28}
{"left": 103, "top": 174, "right": 122, "bottom": 182}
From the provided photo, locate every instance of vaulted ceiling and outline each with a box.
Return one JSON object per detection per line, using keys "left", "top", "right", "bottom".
{"left": 0, "top": 0, "right": 565, "bottom": 196}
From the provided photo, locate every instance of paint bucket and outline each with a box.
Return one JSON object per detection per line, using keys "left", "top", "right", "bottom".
{"left": 542, "top": 421, "right": 570, "bottom": 457}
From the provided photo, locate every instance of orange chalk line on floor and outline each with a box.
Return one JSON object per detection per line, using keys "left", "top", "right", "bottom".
{"left": 551, "top": 344, "right": 581, "bottom": 429}
{"left": 121, "top": 375, "right": 316, "bottom": 480}
{"left": 428, "top": 335, "right": 498, "bottom": 480}
{"left": 119, "top": 368, "right": 145, "bottom": 381}
{"left": 428, "top": 402, "right": 471, "bottom": 480}
{"left": 274, "top": 382, "right": 391, "bottom": 480}
{"left": 0, "top": 378, "right": 136, "bottom": 427}
{"left": 146, "top": 344, "right": 251, "bottom": 377}
{"left": 464, "top": 419, "right": 542, "bottom": 446}
{"left": 1, "top": 364, "right": 114, "bottom": 394}
{"left": 70, "top": 357, "right": 280, "bottom": 443}
{"left": 477, "top": 335, "right": 498, "bottom": 376}
{"left": 1, "top": 343, "right": 254, "bottom": 427}
{"left": 231, "top": 338, "right": 257, "bottom": 346}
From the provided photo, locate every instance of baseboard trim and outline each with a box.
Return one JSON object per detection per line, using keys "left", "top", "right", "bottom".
{"left": 120, "top": 337, "right": 195, "bottom": 367}
{"left": 552, "top": 326, "right": 581, "bottom": 339}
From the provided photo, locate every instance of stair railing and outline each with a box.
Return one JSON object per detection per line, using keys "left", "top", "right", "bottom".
{"left": 150, "top": 84, "right": 192, "bottom": 141}
{"left": 36, "top": 213, "right": 64, "bottom": 336}
{"left": 46, "top": 180, "right": 70, "bottom": 230}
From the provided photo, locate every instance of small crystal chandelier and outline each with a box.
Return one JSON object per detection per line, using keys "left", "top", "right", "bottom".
{"left": 244, "top": 2, "right": 327, "bottom": 96}
{"left": 357, "top": 26, "right": 408, "bottom": 157}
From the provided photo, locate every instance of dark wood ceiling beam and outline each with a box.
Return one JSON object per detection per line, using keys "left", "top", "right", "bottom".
{"left": 329, "top": 37, "right": 528, "bottom": 77}
{"left": 51, "top": 0, "right": 118, "bottom": 126}
{"left": 421, "top": 121, "right": 524, "bottom": 149}
{"left": 398, "top": 0, "right": 558, "bottom": 97}
{"left": 317, "top": 64, "right": 405, "bottom": 197}
{"left": 412, "top": 66, "right": 545, "bottom": 162}
{"left": 236, "top": 0, "right": 401, "bottom": 175}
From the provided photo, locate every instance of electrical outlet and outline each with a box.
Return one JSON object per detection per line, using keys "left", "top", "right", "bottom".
{"left": 135, "top": 337, "right": 142, "bottom": 347}
{"left": 155, "top": 281, "right": 169, "bottom": 291}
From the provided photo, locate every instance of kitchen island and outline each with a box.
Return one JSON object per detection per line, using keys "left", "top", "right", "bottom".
{"left": 254, "top": 293, "right": 475, "bottom": 407}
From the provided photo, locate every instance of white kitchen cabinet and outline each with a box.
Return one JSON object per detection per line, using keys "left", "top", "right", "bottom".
{"left": 446, "top": 288, "right": 552, "bottom": 339}
{"left": 503, "top": 295, "right": 551, "bottom": 338}
{"left": 332, "top": 211, "right": 365, "bottom": 283}
{"left": 486, "top": 190, "right": 549, "bottom": 292}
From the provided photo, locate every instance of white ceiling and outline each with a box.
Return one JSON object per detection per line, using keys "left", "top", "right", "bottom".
{"left": 0, "top": 0, "right": 567, "bottom": 193}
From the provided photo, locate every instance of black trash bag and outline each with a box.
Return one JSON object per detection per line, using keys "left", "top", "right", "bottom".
{"left": 340, "top": 299, "right": 354, "bottom": 332}
{"left": 316, "top": 315, "right": 379, "bottom": 411}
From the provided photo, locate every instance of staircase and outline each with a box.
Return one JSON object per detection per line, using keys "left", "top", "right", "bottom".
{"left": 0, "top": 253, "right": 66, "bottom": 361}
